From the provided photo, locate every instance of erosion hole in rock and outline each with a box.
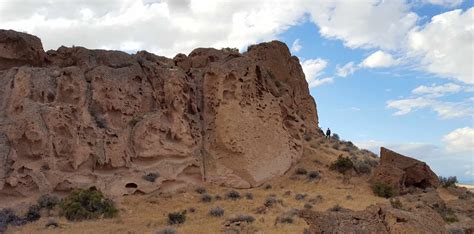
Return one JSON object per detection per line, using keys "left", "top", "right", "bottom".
{"left": 125, "top": 183, "right": 138, "bottom": 189}
{"left": 410, "top": 179, "right": 430, "bottom": 189}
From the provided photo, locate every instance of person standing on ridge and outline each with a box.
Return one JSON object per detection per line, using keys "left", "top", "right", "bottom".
{"left": 326, "top": 128, "right": 331, "bottom": 139}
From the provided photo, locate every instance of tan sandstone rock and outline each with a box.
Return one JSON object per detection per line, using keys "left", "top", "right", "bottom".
{"left": 0, "top": 30, "right": 46, "bottom": 70}
{"left": 0, "top": 30, "right": 319, "bottom": 201}
{"left": 371, "top": 147, "right": 440, "bottom": 194}
{"left": 300, "top": 204, "right": 448, "bottom": 234}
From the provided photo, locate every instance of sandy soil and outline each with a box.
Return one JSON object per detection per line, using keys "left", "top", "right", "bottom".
{"left": 7, "top": 137, "right": 389, "bottom": 234}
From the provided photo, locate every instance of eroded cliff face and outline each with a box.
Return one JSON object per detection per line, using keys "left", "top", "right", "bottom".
{"left": 0, "top": 30, "right": 318, "bottom": 199}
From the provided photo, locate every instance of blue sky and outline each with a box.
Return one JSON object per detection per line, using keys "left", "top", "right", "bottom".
{"left": 0, "top": 0, "right": 472, "bottom": 182}
{"left": 277, "top": 3, "right": 473, "bottom": 183}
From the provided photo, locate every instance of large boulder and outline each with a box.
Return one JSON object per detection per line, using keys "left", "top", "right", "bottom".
{"left": 371, "top": 147, "right": 440, "bottom": 194}
{"left": 0, "top": 29, "right": 46, "bottom": 70}
{"left": 0, "top": 30, "right": 319, "bottom": 201}
{"left": 300, "top": 204, "right": 448, "bottom": 234}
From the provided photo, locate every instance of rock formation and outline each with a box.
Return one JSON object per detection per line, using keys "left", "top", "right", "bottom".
{"left": 371, "top": 147, "right": 440, "bottom": 195}
{"left": 300, "top": 203, "right": 448, "bottom": 233}
{"left": 0, "top": 30, "right": 319, "bottom": 200}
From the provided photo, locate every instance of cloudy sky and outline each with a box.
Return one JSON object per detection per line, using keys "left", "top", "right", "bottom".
{"left": 1, "top": 0, "right": 472, "bottom": 182}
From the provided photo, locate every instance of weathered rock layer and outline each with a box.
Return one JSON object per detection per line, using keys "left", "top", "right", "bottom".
{"left": 0, "top": 30, "right": 318, "bottom": 199}
{"left": 371, "top": 147, "right": 440, "bottom": 195}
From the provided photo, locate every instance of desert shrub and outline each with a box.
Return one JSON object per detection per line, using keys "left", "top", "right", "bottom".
{"left": 201, "top": 194, "right": 212, "bottom": 203}
{"left": 195, "top": 187, "right": 206, "bottom": 194}
{"left": 0, "top": 209, "right": 17, "bottom": 232}
{"left": 209, "top": 207, "right": 225, "bottom": 217}
{"left": 142, "top": 173, "right": 159, "bottom": 182}
{"left": 168, "top": 210, "right": 186, "bottom": 225}
{"left": 459, "top": 191, "right": 473, "bottom": 200}
{"left": 24, "top": 205, "right": 41, "bottom": 222}
{"left": 307, "top": 171, "right": 320, "bottom": 180}
{"left": 295, "top": 193, "right": 307, "bottom": 201}
{"left": 371, "top": 181, "right": 395, "bottom": 198}
{"left": 156, "top": 227, "right": 177, "bottom": 234}
{"left": 38, "top": 194, "right": 59, "bottom": 210}
{"left": 226, "top": 190, "right": 241, "bottom": 200}
{"left": 188, "top": 207, "right": 196, "bottom": 213}
{"left": 221, "top": 47, "right": 239, "bottom": 53}
{"left": 354, "top": 160, "right": 372, "bottom": 174}
{"left": 264, "top": 184, "right": 272, "bottom": 190}
{"left": 245, "top": 193, "right": 254, "bottom": 200}
{"left": 276, "top": 215, "right": 293, "bottom": 224}
{"left": 304, "top": 203, "right": 313, "bottom": 209}
{"left": 390, "top": 198, "right": 403, "bottom": 209}
{"left": 433, "top": 205, "right": 459, "bottom": 223}
{"left": 214, "top": 195, "right": 222, "bottom": 200}
{"left": 332, "top": 133, "right": 340, "bottom": 141}
{"left": 264, "top": 197, "right": 278, "bottom": 207}
{"left": 329, "top": 156, "right": 354, "bottom": 174}
{"left": 439, "top": 176, "right": 458, "bottom": 188}
{"left": 295, "top": 168, "right": 307, "bottom": 175}
{"left": 228, "top": 215, "right": 255, "bottom": 223}
{"left": 59, "top": 188, "right": 118, "bottom": 221}
{"left": 329, "top": 204, "right": 342, "bottom": 212}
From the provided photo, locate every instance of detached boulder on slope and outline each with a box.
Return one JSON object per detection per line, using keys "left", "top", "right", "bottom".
{"left": 371, "top": 147, "right": 440, "bottom": 195}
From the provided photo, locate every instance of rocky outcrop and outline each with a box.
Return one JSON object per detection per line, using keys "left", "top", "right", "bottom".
{"left": 0, "top": 30, "right": 46, "bottom": 70}
{"left": 0, "top": 30, "right": 318, "bottom": 200}
{"left": 300, "top": 204, "right": 448, "bottom": 234}
{"left": 371, "top": 147, "right": 439, "bottom": 194}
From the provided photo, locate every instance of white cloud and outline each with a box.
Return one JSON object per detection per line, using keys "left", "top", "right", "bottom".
{"left": 443, "top": 127, "right": 474, "bottom": 154}
{"left": 336, "top": 62, "right": 358, "bottom": 77}
{"left": 407, "top": 8, "right": 474, "bottom": 84}
{"left": 306, "top": 0, "right": 419, "bottom": 50}
{"left": 420, "top": 0, "right": 464, "bottom": 7}
{"left": 360, "top": 50, "right": 399, "bottom": 68}
{"left": 412, "top": 83, "right": 462, "bottom": 97}
{"left": 301, "top": 58, "right": 332, "bottom": 88}
{"left": 387, "top": 97, "right": 474, "bottom": 119}
{"left": 0, "top": 0, "right": 307, "bottom": 57}
{"left": 291, "top": 38, "right": 302, "bottom": 52}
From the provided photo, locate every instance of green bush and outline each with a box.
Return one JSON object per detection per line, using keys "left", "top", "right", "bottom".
{"left": 329, "top": 156, "right": 354, "bottom": 174}
{"left": 371, "top": 181, "right": 395, "bottom": 198}
{"left": 439, "top": 176, "right": 458, "bottom": 188}
{"left": 59, "top": 188, "right": 118, "bottom": 221}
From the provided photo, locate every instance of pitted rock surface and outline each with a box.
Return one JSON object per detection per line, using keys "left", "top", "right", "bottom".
{"left": 0, "top": 30, "right": 318, "bottom": 200}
